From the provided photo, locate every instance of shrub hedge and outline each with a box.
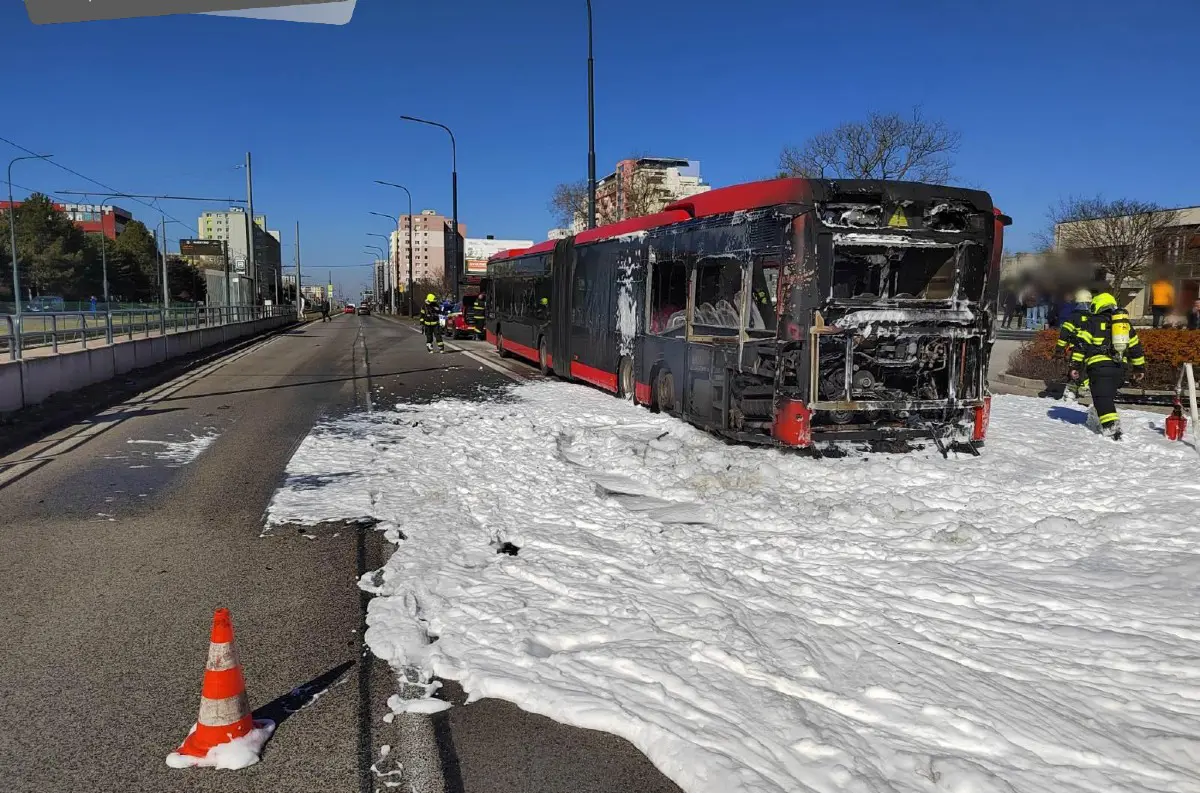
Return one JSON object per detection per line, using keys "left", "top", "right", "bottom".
{"left": 1006, "top": 329, "right": 1200, "bottom": 390}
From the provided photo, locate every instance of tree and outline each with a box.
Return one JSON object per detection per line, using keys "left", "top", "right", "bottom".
{"left": 166, "top": 255, "right": 206, "bottom": 303}
{"left": 1043, "top": 197, "right": 1180, "bottom": 296}
{"left": 109, "top": 220, "right": 161, "bottom": 302}
{"left": 549, "top": 180, "right": 589, "bottom": 229}
{"left": 0, "top": 193, "right": 104, "bottom": 301}
{"left": 548, "top": 168, "right": 662, "bottom": 229}
{"left": 778, "top": 107, "right": 961, "bottom": 184}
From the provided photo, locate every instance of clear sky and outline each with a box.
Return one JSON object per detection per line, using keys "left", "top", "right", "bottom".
{"left": 3, "top": 0, "right": 1199, "bottom": 297}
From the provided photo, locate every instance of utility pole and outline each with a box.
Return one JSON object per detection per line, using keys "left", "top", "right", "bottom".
{"left": 295, "top": 220, "right": 301, "bottom": 316}
{"left": 160, "top": 215, "right": 170, "bottom": 311}
{"left": 586, "top": 0, "right": 597, "bottom": 230}
{"left": 224, "top": 239, "right": 231, "bottom": 309}
{"left": 244, "top": 151, "right": 256, "bottom": 302}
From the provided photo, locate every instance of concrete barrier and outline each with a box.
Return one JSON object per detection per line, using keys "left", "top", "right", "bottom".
{"left": 0, "top": 314, "right": 296, "bottom": 414}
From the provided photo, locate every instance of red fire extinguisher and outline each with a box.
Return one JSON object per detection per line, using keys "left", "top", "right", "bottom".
{"left": 1166, "top": 403, "right": 1187, "bottom": 441}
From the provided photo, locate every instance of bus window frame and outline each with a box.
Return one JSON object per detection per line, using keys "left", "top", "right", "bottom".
{"left": 686, "top": 255, "right": 750, "bottom": 345}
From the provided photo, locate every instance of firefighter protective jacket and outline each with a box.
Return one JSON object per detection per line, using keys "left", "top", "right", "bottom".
{"left": 1057, "top": 306, "right": 1090, "bottom": 366}
{"left": 1074, "top": 309, "right": 1146, "bottom": 370}
{"left": 421, "top": 302, "right": 440, "bottom": 326}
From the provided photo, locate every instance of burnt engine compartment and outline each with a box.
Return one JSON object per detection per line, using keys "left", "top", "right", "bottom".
{"left": 816, "top": 334, "right": 953, "bottom": 422}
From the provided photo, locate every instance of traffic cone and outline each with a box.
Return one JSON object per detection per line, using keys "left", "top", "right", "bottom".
{"left": 167, "top": 608, "right": 274, "bottom": 769}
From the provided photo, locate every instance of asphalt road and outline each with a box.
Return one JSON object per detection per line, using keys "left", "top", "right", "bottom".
{"left": 0, "top": 313, "right": 682, "bottom": 793}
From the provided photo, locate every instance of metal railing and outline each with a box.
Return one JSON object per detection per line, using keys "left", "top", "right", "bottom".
{"left": 1, "top": 305, "right": 292, "bottom": 361}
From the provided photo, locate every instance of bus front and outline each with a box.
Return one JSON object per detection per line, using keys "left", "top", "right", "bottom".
{"left": 773, "top": 180, "right": 1009, "bottom": 452}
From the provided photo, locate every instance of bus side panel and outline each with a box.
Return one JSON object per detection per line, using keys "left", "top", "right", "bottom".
{"left": 568, "top": 243, "right": 619, "bottom": 391}
{"left": 550, "top": 239, "right": 575, "bottom": 378}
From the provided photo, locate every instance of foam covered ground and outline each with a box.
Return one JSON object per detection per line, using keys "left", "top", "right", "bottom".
{"left": 268, "top": 384, "right": 1200, "bottom": 793}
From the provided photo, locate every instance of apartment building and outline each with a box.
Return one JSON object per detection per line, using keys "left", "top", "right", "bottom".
{"left": 388, "top": 209, "right": 467, "bottom": 287}
{"left": 572, "top": 157, "right": 711, "bottom": 232}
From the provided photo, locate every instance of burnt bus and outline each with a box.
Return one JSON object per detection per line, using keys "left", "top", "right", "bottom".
{"left": 484, "top": 178, "right": 1010, "bottom": 451}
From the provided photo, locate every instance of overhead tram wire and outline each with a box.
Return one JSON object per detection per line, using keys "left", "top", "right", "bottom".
{"left": 0, "top": 134, "right": 197, "bottom": 236}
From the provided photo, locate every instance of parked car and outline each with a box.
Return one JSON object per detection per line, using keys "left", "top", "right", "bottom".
{"left": 445, "top": 311, "right": 478, "bottom": 339}
{"left": 357, "top": 303, "right": 371, "bottom": 316}
{"left": 343, "top": 304, "right": 356, "bottom": 314}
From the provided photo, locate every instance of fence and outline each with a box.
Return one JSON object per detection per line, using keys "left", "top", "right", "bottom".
{"left": 1, "top": 305, "right": 292, "bottom": 361}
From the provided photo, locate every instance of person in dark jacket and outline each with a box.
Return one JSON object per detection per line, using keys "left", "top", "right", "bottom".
{"left": 421, "top": 293, "right": 445, "bottom": 353}
{"left": 1001, "top": 290, "right": 1020, "bottom": 329}
{"left": 1071, "top": 292, "right": 1146, "bottom": 440}
{"left": 1189, "top": 299, "right": 1200, "bottom": 331}
{"left": 321, "top": 301, "right": 331, "bottom": 322}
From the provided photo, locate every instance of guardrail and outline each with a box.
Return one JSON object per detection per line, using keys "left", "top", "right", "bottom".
{"left": 1, "top": 306, "right": 294, "bottom": 361}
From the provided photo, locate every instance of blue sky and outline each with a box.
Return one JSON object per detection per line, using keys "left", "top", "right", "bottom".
{"left": 4, "top": 0, "right": 1199, "bottom": 296}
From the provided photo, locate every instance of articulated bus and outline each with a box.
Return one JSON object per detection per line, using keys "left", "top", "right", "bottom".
{"left": 484, "top": 178, "right": 1010, "bottom": 452}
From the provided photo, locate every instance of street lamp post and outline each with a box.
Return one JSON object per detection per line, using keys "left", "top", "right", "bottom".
{"left": 369, "top": 211, "right": 399, "bottom": 314}
{"left": 7, "top": 153, "right": 54, "bottom": 358}
{"left": 374, "top": 181, "right": 414, "bottom": 316}
{"left": 400, "top": 116, "right": 459, "bottom": 303}
{"left": 586, "top": 0, "right": 597, "bottom": 230}
{"left": 366, "top": 233, "right": 390, "bottom": 308}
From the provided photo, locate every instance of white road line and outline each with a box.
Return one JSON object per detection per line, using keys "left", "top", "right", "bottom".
{"left": 394, "top": 320, "right": 528, "bottom": 384}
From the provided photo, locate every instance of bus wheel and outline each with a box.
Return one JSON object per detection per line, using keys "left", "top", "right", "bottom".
{"left": 617, "top": 356, "right": 634, "bottom": 400}
{"left": 538, "top": 337, "right": 551, "bottom": 375}
{"left": 496, "top": 331, "right": 509, "bottom": 359}
{"left": 654, "top": 368, "right": 675, "bottom": 413}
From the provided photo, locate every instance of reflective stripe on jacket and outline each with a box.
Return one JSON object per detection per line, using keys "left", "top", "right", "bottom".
{"left": 420, "top": 303, "right": 440, "bottom": 326}
{"left": 1074, "top": 309, "right": 1146, "bottom": 369}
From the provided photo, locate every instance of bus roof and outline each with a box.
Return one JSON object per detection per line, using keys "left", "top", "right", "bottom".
{"left": 574, "top": 210, "right": 691, "bottom": 245}
{"left": 665, "top": 177, "right": 812, "bottom": 219}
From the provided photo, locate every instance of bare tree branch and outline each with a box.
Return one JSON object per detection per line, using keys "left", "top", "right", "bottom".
{"left": 1047, "top": 196, "right": 1180, "bottom": 296}
{"left": 779, "top": 107, "right": 961, "bottom": 184}
{"left": 548, "top": 180, "right": 590, "bottom": 229}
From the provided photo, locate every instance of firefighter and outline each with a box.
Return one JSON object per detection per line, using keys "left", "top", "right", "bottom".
{"left": 1057, "top": 288, "right": 1091, "bottom": 401}
{"left": 1071, "top": 291, "right": 1146, "bottom": 440}
{"left": 421, "top": 293, "right": 445, "bottom": 353}
{"left": 472, "top": 293, "right": 486, "bottom": 339}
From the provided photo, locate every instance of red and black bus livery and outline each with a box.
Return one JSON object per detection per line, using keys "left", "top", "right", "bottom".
{"left": 484, "top": 177, "right": 1010, "bottom": 451}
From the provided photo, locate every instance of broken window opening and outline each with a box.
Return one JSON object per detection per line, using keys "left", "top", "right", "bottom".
{"left": 692, "top": 257, "right": 743, "bottom": 336}
{"left": 746, "top": 256, "right": 779, "bottom": 335}
{"left": 831, "top": 245, "right": 958, "bottom": 301}
{"left": 650, "top": 260, "right": 688, "bottom": 336}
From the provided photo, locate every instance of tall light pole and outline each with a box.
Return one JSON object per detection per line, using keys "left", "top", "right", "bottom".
{"left": 366, "top": 233, "right": 390, "bottom": 307}
{"left": 295, "top": 220, "right": 302, "bottom": 317}
{"left": 586, "top": 0, "right": 597, "bottom": 230}
{"left": 234, "top": 153, "right": 258, "bottom": 302}
{"left": 374, "top": 180, "right": 414, "bottom": 316}
{"left": 369, "top": 211, "right": 399, "bottom": 314}
{"left": 7, "top": 153, "right": 54, "bottom": 348}
{"left": 400, "top": 116, "right": 459, "bottom": 303}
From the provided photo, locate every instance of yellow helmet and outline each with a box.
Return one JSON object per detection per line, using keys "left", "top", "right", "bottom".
{"left": 1090, "top": 292, "right": 1118, "bottom": 313}
{"left": 426, "top": 293, "right": 436, "bottom": 303}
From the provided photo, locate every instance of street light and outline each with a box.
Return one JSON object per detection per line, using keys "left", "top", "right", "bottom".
{"left": 368, "top": 211, "right": 399, "bottom": 314}
{"left": 7, "top": 153, "right": 54, "bottom": 349}
{"left": 586, "top": 0, "right": 597, "bottom": 230}
{"left": 374, "top": 180, "right": 414, "bottom": 316}
{"left": 399, "top": 116, "right": 459, "bottom": 303}
{"left": 366, "top": 233, "right": 390, "bottom": 308}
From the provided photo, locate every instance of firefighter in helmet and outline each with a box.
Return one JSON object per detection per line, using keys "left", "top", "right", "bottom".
{"left": 421, "top": 293, "right": 445, "bottom": 353}
{"left": 472, "top": 292, "right": 487, "bottom": 340}
{"left": 1057, "top": 288, "right": 1092, "bottom": 400}
{"left": 1071, "top": 291, "right": 1145, "bottom": 439}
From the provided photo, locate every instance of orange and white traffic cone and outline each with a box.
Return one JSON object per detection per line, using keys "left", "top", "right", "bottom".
{"left": 166, "top": 608, "right": 274, "bottom": 769}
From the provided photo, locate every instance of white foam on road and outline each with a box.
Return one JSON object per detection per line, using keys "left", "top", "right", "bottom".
{"left": 165, "top": 719, "right": 275, "bottom": 770}
{"left": 268, "top": 384, "right": 1200, "bottom": 793}
{"left": 127, "top": 430, "right": 220, "bottom": 467}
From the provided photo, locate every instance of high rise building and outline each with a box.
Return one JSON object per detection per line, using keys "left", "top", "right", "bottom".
{"left": 388, "top": 209, "right": 467, "bottom": 288}
{"left": 0, "top": 200, "right": 132, "bottom": 239}
{"left": 198, "top": 207, "right": 282, "bottom": 301}
{"left": 572, "top": 157, "right": 711, "bottom": 232}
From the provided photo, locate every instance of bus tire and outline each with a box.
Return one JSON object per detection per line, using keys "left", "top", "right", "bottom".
{"left": 654, "top": 368, "right": 676, "bottom": 414}
{"left": 496, "top": 330, "right": 509, "bottom": 359}
{"left": 617, "top": 356, "right": 634, "bottom": 400}
{"left": 538, "top": 337, "right": 551, "bottom": 375}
